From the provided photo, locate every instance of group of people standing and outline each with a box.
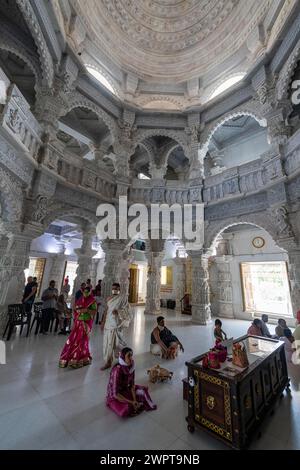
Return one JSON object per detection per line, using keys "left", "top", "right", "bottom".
{"left": 58, "top": 280, "right": 132, "bottom": 371}
{"left": 22, "top": 276, "right": 61, "bottom": 335}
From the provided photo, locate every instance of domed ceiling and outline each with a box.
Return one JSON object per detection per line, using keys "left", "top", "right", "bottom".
{"left": 66, "top": 0, "right": 291, "bottom": 110}
{"left": 73, "top": 0, "right": 271, "bottom": 82}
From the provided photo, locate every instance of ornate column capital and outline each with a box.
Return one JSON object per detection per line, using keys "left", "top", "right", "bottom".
{"left": 101, "top": 239, "right": 132, "bottom": 298}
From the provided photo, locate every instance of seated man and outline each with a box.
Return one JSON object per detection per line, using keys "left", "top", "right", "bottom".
{"left": 150, "top": 316, "right": 184, "bottom": 359}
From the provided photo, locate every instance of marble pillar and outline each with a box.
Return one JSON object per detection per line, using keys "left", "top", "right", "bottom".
{"left": 73, "top": 231, "right": 97, "bottom": 295}
{"left": 0, "top": 227, "right": 37, "bottom": 334}
{"left": 101, "top": 240, "right": 131, "bottom": 299}
{"left": 287, "top": 249, "right": 300, "bottom": 319}
{"left": 49, "top": 241, "right": 66, "bottom": 292}
{"left": 213, "top": 256, "right": 234, "bottom": 318}
{"left": 174, "top": 256, "right": 186, "bottom": 312}
{"left": 188, "top": 250, "right": 212, "bottom": 324}
{"left": 91, "top": 258, "right": 99, "bottom": 288}
{"left": 144, "top": 251, "right": 163, "bottom": 315}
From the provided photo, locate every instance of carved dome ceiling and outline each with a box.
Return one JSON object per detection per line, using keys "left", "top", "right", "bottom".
{"left": 72, "top": 0, "right": 274, "bottom": 83}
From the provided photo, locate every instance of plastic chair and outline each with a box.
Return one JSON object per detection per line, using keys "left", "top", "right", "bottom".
{"left": 3, "top": 304, "right": 31, "bottom": 341}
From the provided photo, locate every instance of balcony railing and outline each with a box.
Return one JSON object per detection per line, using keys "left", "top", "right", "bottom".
{"left": 1, "top": 81, "right": 300, "bottom": 210}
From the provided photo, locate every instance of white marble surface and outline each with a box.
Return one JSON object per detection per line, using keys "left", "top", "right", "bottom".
{"left": 0, "top": 307, "right": 299, "bottom": 450}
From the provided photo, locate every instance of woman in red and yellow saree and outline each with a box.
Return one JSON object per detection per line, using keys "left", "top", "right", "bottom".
{"left": 59, "top": 287, "right": 97, "bottom": 368}
{"left": 106, "top": 347, "right": 157, "bottom": 417}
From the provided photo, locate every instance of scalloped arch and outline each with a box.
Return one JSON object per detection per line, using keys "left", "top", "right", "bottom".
{"left": 135, "top": 129, "right": 189, "bottom": 159}
{"left": 59, "top": 93, "right": 117, "bottom": 143}
{"left": 42, "top": 205, "right": 98, "bottom": 229}
{"left": 0, "top": 35, "right": 42, "bottom": 89}
{"left": 200, "top": 107, "right": 267, "bottom": 160}
{"left": 204, "top": 216, "right": 285, "bottom": 252}
{"left": 15, "top": 0, "right": 54, "bottom": 87}
{"left": 277, "top": 38, "right": 300, "bottom": 101}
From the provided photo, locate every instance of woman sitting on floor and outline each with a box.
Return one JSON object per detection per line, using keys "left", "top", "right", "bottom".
{"left": 106, "top": 347, "right": 157, "bottom": 417}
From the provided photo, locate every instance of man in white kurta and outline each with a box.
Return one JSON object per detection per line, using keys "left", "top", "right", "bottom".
{"left": 101, "top": 282, "right": 132, "bottom": 370}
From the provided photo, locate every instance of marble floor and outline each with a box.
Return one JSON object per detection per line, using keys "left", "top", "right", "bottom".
{"left": 0, "top": 307, "right": 299, "bottom": 450}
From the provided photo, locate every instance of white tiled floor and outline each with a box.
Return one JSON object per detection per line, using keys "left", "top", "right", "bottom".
{"left": 1, "top": 307, "right": 299, "bottom": 450}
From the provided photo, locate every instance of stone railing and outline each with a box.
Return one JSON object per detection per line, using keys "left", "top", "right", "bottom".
{"left": 42, "top": 140, "right": 116, "bottom": 200}
{"left": 0, "top": 84, "right": 42, "bottom": 160}
{"left": 128, "top": 150, "right": 288, "bottom": 206}
{"left": 128, "top": 179, "right": 202, "bottom": 204}
{"left": 2, "top": 81, "right": 300, "bottom": 210}
{"left": 203, "top": 150, "right": 285, "bottom": 204}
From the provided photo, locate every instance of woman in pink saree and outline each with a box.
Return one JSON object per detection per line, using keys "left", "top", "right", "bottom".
{"left": 59, "top": 287, "right": 97, "bottom": 368}
{"left": 106, "top": 347, "right": 157, "bottom": 417}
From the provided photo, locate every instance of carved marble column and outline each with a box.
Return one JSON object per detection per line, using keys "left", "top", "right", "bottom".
{"left": 287, "top": 249, "right": 300, "bottom": 319}
{"left": 213, "top": 256, "right": 234, "bottom": 318}
{"left": 188, "top": 250, "right": 212, "bottom": 324}
{"left": 174, "top": 256, "right": 186, "bottom": 312}
{"left": 148, "top": 162, "right": 167, "bottom": 180}
{"left": 101, "top": 240, "right": 131, "bottom": 299}
{"left": 73, "top": 230, "right": 97, "bottom": 295}
{"left": 144, "top": 251, "right": 163, "bottom": 315}
{"left": 0, "top": 226, "right": 37, "bottom": 334}
{"left": 210, "top": 235, "right": 234, "bottom": 318}
{"left": 91, "top": 258, "right": 99, "bottom": 288}
{"left": 49, "top": 241, "right": 67, "bottom": 290}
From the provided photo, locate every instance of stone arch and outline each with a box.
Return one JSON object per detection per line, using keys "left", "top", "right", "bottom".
{"left": 163, "top": 142, "right": 181, "bottom": 166}
{"left": 137, "top": 94, "right": 184, "bottom": 110}
{"left": 42, "top": 204, "right": 98, "bottom": 231}
{"left": 200, "top": 105, "right": 267, "bottom": 160}
{"left": 0, "top": 167, "right": 23, "bottom": 223}
{"left": 135, "top": 129, "right": 190, "bottom": 159}
{"left": 0, "top": 33, "right": 42, "bottom": 89}
{"left": 59, "top": 92, "right": 117, "bottom": 143}
{"left": 138, "top": 139, "right": 156, "bottom": 165}
{"left": 204, "top": 214, "right": 285, "bottom": 252}
{"left": 15, "top": 0, "right": 54, "bottom": 87}
{"left": 125, "top": 225, "right": 186, "bottom": 253}
{"left": 277, "top": 38, "right": 300, "bottom": 100}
